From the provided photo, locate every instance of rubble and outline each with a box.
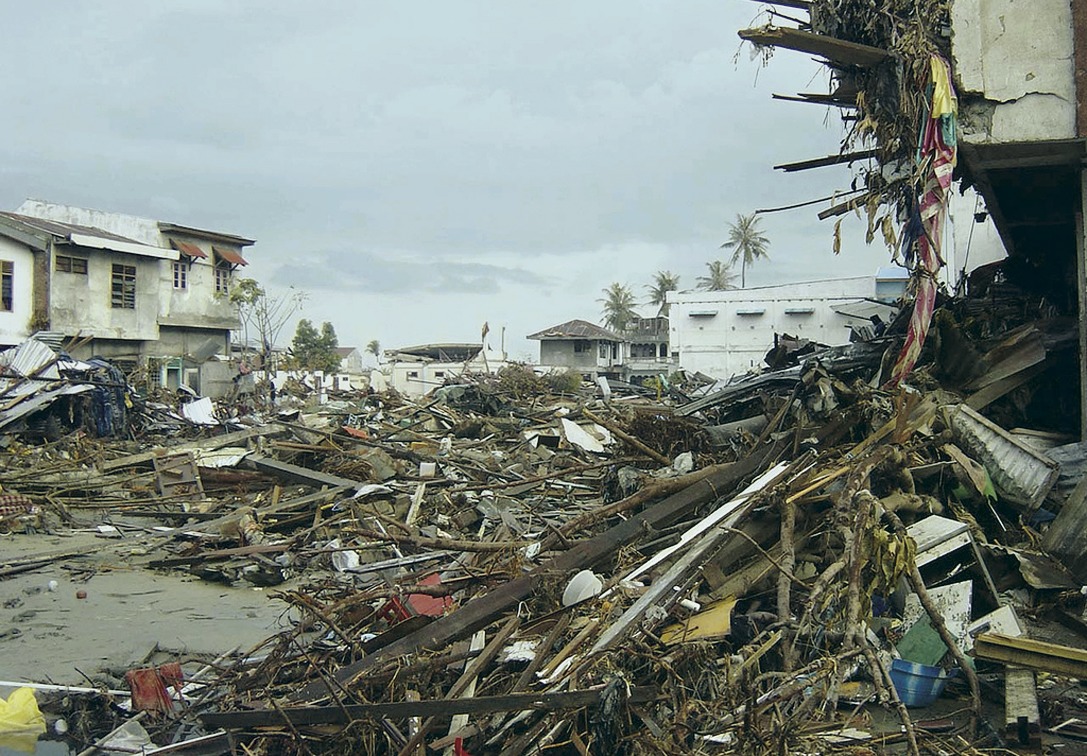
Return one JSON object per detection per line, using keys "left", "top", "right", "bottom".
{"left": 1, "top": 288, "right": 1086, "bottom": 755}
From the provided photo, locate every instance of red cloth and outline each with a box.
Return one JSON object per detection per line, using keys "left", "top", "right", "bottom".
{"left": 125, "top": 663, "right": 184, "bottom": 713}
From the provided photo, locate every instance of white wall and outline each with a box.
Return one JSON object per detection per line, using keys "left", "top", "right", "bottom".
{"left": 50, "top": 248, "right": 162, "bottom": 341}
{"left": 944, "top": 188, "right": 1008, "bottom": 290}
{"left": 16, "top": 199, "right": 163, "bottom": 246}
{"left": 952, "top": 0, "right": 1076, "bottom": 143}
{"left": 668, "top": 276, "right": 887, "bottom": 380}
{"left": 0, "top": 237, "right": 36, "bottom": 346}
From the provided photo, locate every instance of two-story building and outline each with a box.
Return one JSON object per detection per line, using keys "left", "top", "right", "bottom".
{"left": 0, "top": 200, "right": 252, "bottom": 396}
{"left": 527, "top": 319, "right": 626, "bottom": 378}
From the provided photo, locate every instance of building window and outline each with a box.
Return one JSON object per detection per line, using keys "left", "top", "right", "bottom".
{"left": 408, "top": 370, "right": 419, "bottom": 379}
{"left": 56, "top": 255, "right": 88, "bottom": 274}
{"left": 434, "top": 371, "right": 445, "bottom": 378}
{"left": 0, "top": 261, "right": 11, "bottom": 311}
{"left": 598, "top": 343, "right": 609, "bottom": 359}
{"left": 215, "top": 263, "right": 232, "bottom": 294}
{"left": 172, "top": 261, "right": 187, "bottom": 289}
{"left": 573, "top": 340, "right": 591, "bottom": 353}
{"left": 111, "top": 263, "right": 136, "bottom": 309}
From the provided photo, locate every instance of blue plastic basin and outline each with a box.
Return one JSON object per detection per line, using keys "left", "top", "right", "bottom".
{"left": 889, "top": 658, "right": 949, "bottom": 707}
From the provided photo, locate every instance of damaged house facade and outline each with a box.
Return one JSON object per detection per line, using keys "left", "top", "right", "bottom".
{"left": 528, "top": 317, "right": 677, "bottom": 382}
{"left": 742, "top": 0, "right": 1087, "bottom": 436}
{"left": 0, "top": 200, "right": 252, "bottom": 396}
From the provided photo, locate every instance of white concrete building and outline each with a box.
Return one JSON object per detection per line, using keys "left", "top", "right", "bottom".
{"left": 334, "top": 346, "right": 366, "bottom": 375}
{"left": 385, "top": 343, "right": 508, "bottom": 397}
{"left": 668, "top": 270, "right": 907, "bottom": 380}
{"left": 0, "top": 200, "right": 253, "bottom": 396}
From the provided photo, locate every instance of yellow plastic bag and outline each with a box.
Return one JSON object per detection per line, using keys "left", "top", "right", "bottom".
{"left": 0, "top": 687, "right": 46, "bottom": 753}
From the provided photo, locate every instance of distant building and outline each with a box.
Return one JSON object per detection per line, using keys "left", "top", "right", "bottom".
{"left": 527, "top": 319, "right": 624, "bottom": 377}
{"left": 334, "top": 346, "right": 365, "bottom": 374}
{"left": 668, "top": 270, "right": 908, "bottom": 380}
{"left": 384, "top": 343, "right": 506, "bottom": 397}
{"left": 622, "top": 316, "right": 674, "bottom": 382}
{"left": 527, "top": 317, "right": 677, "bottom": 382}
{"left": 0, "top": 199, "right": 252, "bottom": 396}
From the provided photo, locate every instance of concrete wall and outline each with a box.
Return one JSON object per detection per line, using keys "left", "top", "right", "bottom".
{"left": 538, "top": 340, "right": 620, "bottom": 372}
{"left": 50, "top": 247, "right": 162, "bottom": 341}
{"left": 157, "top": 233, "right": 239, "bottom": 329}
{"left": 952, "top": 0, "right": 1076, "bottom": 143}
{"left": 669, "top": 276, "right": 890, "bottom": 380}
{"left": 17, "top": 199, "right": 163, "bottom": 246}
{"left": 0, "top": 236, "right": 36, "bottom": 346}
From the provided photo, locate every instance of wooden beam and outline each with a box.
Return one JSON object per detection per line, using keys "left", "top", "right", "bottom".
{"left": 738, "top": 26, "right": 893, "bottom": 67}
{"left": 100, "top": 425, "right": 283, "bottom": 472}
{"left": 775, "top": 149, "right": 878, "bottom": 172}
{"left": 246, "top": 454, "right": 362, "bottom": 489}
{"left": 749, "top": 0, "right": 810, "bottom": 9}
{"left": 974, "top": 633, "right": 1087, "bottom": 678}
{"left": 817, "top": 191, "right": 879, "bottom": 220}
{"left": 203, "top": 687, "right": 660, "bottom": 729}
{"left": 772, "top": 93, "right": 856, "bottom": 108}
{"left": 1005, "top": 667, "right": 1042, "bottom": 749}
{"left": 289, "top": 443, "right": 779, "bottom": 702}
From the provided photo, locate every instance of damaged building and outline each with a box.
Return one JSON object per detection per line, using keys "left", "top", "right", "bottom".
{"left": 0, "top": 200, "right": 252, "bottom": 397}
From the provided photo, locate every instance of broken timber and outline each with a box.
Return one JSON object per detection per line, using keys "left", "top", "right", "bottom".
{"left": 100, "top": 425, "right": 283, "bottom": 472}
{"left": 290, "top": 443, "right": 778, "bottom": 702}
{"left": 738, "top": 25, "right": 894, "bottom": 67}
{"left": 204, "top": 687, "right": 659, "bottom": 729}
{"left": 974, "top": 633, "right": 1087, "bottom": 679}
{"left": 775, "top": 149, "right": 878, "bottom": 172}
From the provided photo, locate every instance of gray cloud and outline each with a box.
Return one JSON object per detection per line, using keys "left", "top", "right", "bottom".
{"left": 272, "top": 250, "right": 550, "bottom": 295}
{"left": 0, "top": 1, "right": 888, "bottom": 354}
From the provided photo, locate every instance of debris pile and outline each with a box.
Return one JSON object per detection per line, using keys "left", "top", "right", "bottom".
{"left": 2, "top": 297, "right": 1086, "bottom": 754}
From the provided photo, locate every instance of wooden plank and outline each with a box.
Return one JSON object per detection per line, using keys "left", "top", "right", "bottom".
{"left": 775, "top": 149, "right": 878, "bottom": 172}
{"left": 738, "top": 26, "right": 893, "bottom": 67}
{"left": 290, "top": 444, "right": 778, "bottom": 702}
{"left": 772, "top": 93, "right": 857, "bottom": 108}
{"left": 749, "top": 0, "right": 810, "bottom": 9}
{"left": 974, "top": 633, "right": 1087, "bottom": 678}
{"left": 591, "top": 461, "right": 793, "bottom": 653}
{"left": 1005, "top": 667, "right": 1042, "bottom": 749}
{"left": 202, "top": 687, "right": 660, "bottom": 729}
{"left": 1041, "top": 472, "right": 1087, "bottom": 582}
{"left": 966, "top": 362, "right": 1048, "bottom": 411}
{"left": 247, "top": 454, "right": 363, "bottom": 489}
{"left": 100, "top": 425, "right": 283, "bottom": 472}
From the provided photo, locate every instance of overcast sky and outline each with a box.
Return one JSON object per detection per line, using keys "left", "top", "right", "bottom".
{"left": 0, "top": 1, "right": 890, "bottom": 362}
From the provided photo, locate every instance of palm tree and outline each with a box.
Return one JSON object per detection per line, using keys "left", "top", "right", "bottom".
{"left": 365, "top": 339, "right": 381, "bottom": 363}
{"left": 721, "top": 213, "right": 770, "bottom": 288}
{"left": 645, "top": 270, "right": 680, "bottom": 316}
{"left": 598, "top": 283, "right": 638, "bottom": 333}
{"left": 696, "top": 260, "right": 738, "bottom": 291}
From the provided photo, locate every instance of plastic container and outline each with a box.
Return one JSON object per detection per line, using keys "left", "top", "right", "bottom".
{"left": 889, "top": 658, "right": 949, "bottom": 707}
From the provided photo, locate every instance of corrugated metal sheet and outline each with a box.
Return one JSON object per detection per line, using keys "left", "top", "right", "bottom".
{"left": 213, "top": 246, "right": 248, "bottom": 266}
{"left": 527, "top": 319, "right": 623, "bottom": 342}
{"left": 1, "top": 338, "right": 60, "bottom": 379}
{"left": 171, "top": 239, "right": 208, "bottom": 259}
{"left": 1045, "top": 441, "right": 1087, "bottom": 506}
{"left": 946, "top": 403, "right": 1059, "bottom": 511}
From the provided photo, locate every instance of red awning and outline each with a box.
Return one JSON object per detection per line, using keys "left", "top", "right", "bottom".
{"left": 213, "top": 246, "right": 248, "bottom": 266}
{"left": 170, "top": 239, "right": 207, "bottom": 259}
